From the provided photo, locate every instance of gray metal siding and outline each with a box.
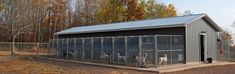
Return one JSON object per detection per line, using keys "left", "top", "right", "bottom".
{"left": 186, "top": 18, "right": 217, "bottom": 62}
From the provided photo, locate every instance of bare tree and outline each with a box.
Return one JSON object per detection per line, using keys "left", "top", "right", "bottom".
{"left": 0, "top": 0, "right": 33, "bottom": 54}
{"left": 183, "top": 10, "right": 193, "bottom": 16}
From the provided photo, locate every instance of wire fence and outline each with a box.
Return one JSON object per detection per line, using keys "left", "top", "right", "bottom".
{"left": 0, "top": 42, "right": 50, "bottom": 55}
{"left": 46, "top": 35, "right": 185, "bottom": 67}
{"left": 0, "top": 39, "right": 233, "bottom": 67}
{"left": 216, "top": 41, "right": 235, "bottom": 62}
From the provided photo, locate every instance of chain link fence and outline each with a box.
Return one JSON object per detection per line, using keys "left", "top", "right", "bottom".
{"left": 0, "top": 42, "right": 50, "bottom": 56}
{"left": 216, "top": 40, "right": 235, "bottom": 62}
{"left": 47, "top": 35, "right": 185, "bottom": 67}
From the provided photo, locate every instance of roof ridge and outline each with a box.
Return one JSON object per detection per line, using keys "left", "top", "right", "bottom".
{"left": 72, "top": 13, "right": 206, "bottom": 28}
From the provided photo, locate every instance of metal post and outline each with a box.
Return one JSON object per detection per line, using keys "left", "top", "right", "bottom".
{"left": 139, "top": 36, "right": 142, "bottom": 66}
{"left": 155, "top": 35, "right": 159, "bottom": 66}
{"left": 56, "top": 39, "right": 59, "bottom": 57}
{"left": 170, "top": 36, "right": 173, "bottom": 64}
{"left": 125, "top": 36, "right": 128, "bottom": 65}
{"left": 57, "top": 39, "right": 59, "bottom": 57}
{"left": 82, "top": 38, "right": 84, "bottom": 60}
{"left": 74, "top": 38, "right": 77, "bottom": 59}
{"left": 91, "top": 38, "right": 94, "bottom": 61}
{"left": 61, "top": 39, "right": 63, "bottom": 58}
{"left": 112, "top": 37, "right": 115, "bottom": 63}
{"left": 66, "top": 39, "right": 69, "bottom": 58}
{"left": 101, "top": 37, "right": 104, "bottom": 62}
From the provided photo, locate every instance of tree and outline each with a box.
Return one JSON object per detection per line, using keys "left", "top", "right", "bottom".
{"left": 73, "top": 0, "right": 100, "bottom": 26}
{"left": 41, "top": 0, "right": 70, "bottom": 41}
{"left": 123, "top": 0, "right": 145, "bottom": 21}
{"left": 0, "top": 0, "right": 4, "bottom": 11}
{"left": 96, "top": 0, "right": 125, "bottom": 24}
{"left": 183, "top": 10, "right": 193, "bottom": 16}
{"left": 96, "top": 0, "right": 177, "bottom": 24}
{"left": 142, "top": 0, "right": 177, "bottom": 19}
{"left": 2, "top": 0, "right": 34, "bottom": 54}
{"left": 0, "top": 0, "right": 179, "bottom": 45}
{"left": 221, "top": 31, "right": 234, "bottom": 46}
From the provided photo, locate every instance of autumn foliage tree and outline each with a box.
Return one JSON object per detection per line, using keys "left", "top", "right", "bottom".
{"left": 96, "top": 0, "right": 177, "bottom": 24}
{"left": 0, "top": 0, "right": 178, "bottom": 43}
{"left": 96, "top": 0, "right": 126, "bottom": 24}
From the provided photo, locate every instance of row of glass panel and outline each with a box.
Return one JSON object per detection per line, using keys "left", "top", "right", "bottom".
{"left": 48, "top": 35, "right": 184, "bottom": 66}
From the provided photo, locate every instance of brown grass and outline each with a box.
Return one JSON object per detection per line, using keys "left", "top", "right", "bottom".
{"left": 0, "top": 51, "right": 156, "bottom": 74}
{"left": 1, "top": 51, "right": 235, "bottom": 74}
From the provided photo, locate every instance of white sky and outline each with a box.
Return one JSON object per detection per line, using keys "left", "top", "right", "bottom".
{"left": 159, "top": 0, "right": 235, "bottom": 41}
{"left": 70, "top": 0, "right": 235, "bottom": 41}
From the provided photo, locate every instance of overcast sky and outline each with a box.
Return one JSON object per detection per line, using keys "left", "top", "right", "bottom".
{"left": 159, "top": 0, "right": 235, "bottom": 40}
{"left": 70, "top": 0, "right": 235, "bottom": 41}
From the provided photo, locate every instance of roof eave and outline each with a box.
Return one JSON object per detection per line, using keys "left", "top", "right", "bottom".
{"left": 55, "top": 24, "right": 185, "bottom": 35}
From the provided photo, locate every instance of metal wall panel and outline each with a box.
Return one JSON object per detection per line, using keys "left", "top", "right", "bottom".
{"left": 186, "top": 19, "right": 217, "bottom": 62}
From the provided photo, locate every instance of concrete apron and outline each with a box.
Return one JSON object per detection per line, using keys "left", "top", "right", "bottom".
{"left": 47, "top": 58, "right": 235, "bottom": 73}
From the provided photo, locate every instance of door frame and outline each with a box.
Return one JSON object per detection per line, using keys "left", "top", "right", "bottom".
{"left": 200, "top": 32, "right": 207, "bottom": 62}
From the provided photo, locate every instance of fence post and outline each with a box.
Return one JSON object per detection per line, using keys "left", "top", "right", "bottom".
{"left": 139, "top": 36, "right": 142, "bottom": 67}
{"left": 91, "top": 38, "right": 94, "bottom": 61}
{"left": 66, "top": 39, "right": 69, "bottom": 58}
{"left": 36, "top": 42, "right": 39, "bottom": 58}
{"left": 124, "top": 36, "right": 128, "bottom": 65}
{"left": 82, "top": 38, "right": 84, "bottom": 60}
{"left": 101, "top": 37, "right": 104, "bottom": 62}
{"left": 74, "top": 38, "right": 77, "bottom": 59}
{"left": 155, "top": 35, "right": 158, "bottom": 66}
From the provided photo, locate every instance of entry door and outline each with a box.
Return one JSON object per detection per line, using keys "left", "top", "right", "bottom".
{"left": 200, "top": 34, "right": 207, "bottom": 62}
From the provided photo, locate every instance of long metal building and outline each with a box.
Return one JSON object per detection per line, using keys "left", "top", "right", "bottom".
{"left": 53, "top": 14, "right": 222, "bottom": 67}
